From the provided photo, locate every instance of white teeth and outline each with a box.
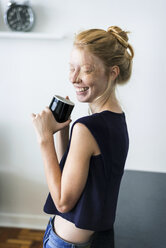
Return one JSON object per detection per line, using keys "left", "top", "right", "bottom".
{"left": 76, "top": 87, "right": 89, "bottom": 92}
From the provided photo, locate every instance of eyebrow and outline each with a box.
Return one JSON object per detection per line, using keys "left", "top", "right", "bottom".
{"left": 69, "top": 63, "right": 95, "bottom": 68}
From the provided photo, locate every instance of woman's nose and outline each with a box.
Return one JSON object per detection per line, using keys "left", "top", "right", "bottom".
{"left": 70, "top": 70, "right": 82, "bottom": 84}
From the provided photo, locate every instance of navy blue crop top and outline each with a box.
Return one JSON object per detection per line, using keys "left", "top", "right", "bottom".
{"left": 44, "top": 110, "right": 129, "bottom": 231}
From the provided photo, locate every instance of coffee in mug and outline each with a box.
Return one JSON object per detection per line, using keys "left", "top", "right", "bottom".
{"left": 49, "top": 95, "right": 74, "bottom": 123}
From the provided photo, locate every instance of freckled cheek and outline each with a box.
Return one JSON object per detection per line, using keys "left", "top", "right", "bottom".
{"left": 83, "top": 77, "right": 95, "bottom": 87}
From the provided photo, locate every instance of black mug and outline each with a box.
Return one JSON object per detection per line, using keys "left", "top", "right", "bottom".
{"left": 49, "top": 95, "right": 75, "bottom": 123}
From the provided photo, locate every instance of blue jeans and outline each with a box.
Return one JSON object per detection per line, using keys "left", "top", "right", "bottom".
{"left": 43, "top": 216, "right": 94, "bottom": 248}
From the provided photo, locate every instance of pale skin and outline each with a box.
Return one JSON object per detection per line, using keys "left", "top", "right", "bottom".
{"left": 31, "top": 46, "right": 122, "bottom": 243}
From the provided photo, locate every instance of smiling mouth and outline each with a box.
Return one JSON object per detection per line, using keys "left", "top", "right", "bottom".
{"left": 76, "top": 87, "right": 89, "bottom": 93}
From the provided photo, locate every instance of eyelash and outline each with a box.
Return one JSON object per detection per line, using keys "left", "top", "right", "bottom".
{"left": 69, "top": 68, "right": 93, "bottom": 74}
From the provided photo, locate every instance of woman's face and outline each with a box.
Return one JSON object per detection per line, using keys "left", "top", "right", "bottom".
{"left": 69, "top": 47, "right": 109, "bottom": 103}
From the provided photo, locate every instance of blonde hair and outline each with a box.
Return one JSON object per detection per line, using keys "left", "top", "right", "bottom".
{"left": 73, "top": 26, "right": 134, "bottom": 113}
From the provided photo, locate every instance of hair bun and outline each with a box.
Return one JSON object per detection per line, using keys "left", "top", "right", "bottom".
{"left": 107, "top": 26, "right": 134, "bottom": 59}
{"left": 107, "top": 26, "right": 129, "bottom": 48}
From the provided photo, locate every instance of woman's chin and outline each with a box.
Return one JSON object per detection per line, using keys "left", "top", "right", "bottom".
{"left": 76, "top": 94, "right": 89, "bottom": 102}
{"left": 76, "top": 97, "right": 88, "bottom": 103}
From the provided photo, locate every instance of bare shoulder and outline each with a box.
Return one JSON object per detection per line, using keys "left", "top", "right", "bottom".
{"left": 71, "top": 122, "right": 100, "bottom": 157}
{"left": 72, "top": 122, "right": 91, "bottom": 138}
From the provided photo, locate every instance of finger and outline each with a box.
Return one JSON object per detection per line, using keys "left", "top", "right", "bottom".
{"left": 66, "top": 96, "right": 69, "bottom": 100}
{"left": 60, "top": 119, "right": 72, "bottom": 128}
{"left": 45, "top": 106, "right": 51, "bottom": 112}
{"left": 31, "top": 113, "right": 36, "bottom": 119}
{"left": 64, "top": 119, "right": 72, "bottom": 126}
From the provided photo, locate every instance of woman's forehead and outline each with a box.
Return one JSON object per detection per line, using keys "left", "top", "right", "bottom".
{"left": 69, "top": 47, "right": 103, "bottom": 67}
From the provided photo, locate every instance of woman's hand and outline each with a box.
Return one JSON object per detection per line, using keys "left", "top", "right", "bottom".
{"left": 31, "top": 106, "right": 72, "bottom": 143}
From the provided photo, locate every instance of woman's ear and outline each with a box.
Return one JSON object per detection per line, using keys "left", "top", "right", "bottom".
{"left": 109, "top": 66, "right": 120, "bottom": 81}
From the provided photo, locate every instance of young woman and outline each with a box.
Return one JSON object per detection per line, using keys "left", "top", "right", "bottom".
{"left": 32, "top": 26, "right": 134, "bottom": 248}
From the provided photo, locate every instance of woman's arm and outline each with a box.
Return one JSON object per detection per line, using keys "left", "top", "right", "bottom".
{"left": 31, "top": 107, "right": 97, "bottom": 213}
{"left": 39, "top": 122, "right": 95, "bottom": 213}
{"left": 56, "top": 126, "right": 69, "bottom": 162}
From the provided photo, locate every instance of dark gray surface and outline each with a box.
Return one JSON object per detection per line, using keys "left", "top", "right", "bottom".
{"left": 114, "top": 170, "right": 166, "bottom": 248}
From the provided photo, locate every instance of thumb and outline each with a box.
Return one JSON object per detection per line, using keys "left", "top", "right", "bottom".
{"left": 61, "top": 119, "right": 72, "bottom": 128}
{"left": 56, "top": 119, "right": 72, "bottom": 132}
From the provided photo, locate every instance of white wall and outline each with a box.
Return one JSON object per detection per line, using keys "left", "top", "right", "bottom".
{"left": 0, "top": 0, "right": 166, "bottom": 229}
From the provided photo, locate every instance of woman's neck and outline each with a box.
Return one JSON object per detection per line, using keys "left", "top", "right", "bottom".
{"left": 88, "top": 91, "right": 121, "bottom": 114}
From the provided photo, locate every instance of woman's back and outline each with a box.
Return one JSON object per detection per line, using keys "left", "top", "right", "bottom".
{"left": 54, "top": 215, "right": 95, "bottom": 243}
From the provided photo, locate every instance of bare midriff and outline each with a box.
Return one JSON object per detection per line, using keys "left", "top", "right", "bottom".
{"left": 54, "top": 215, "right": 95, "bottom": 244}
